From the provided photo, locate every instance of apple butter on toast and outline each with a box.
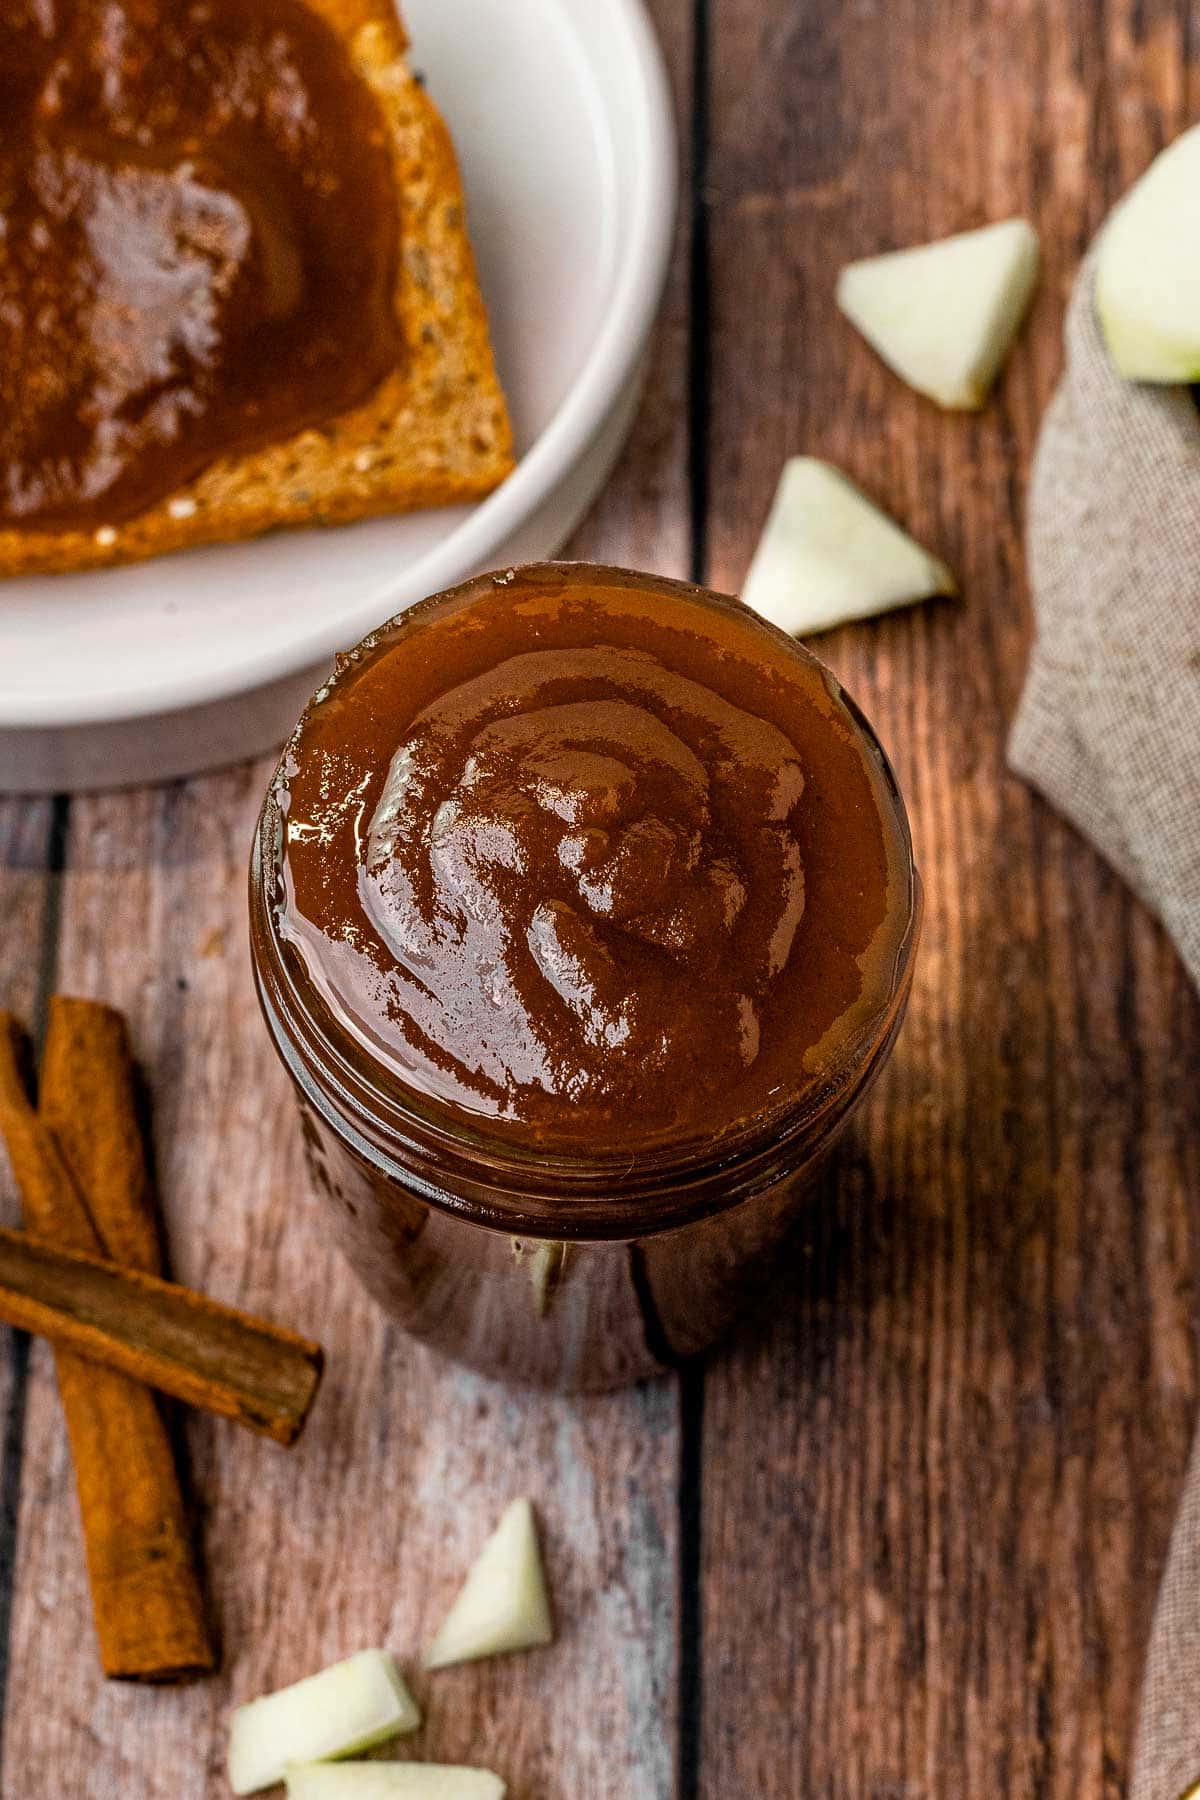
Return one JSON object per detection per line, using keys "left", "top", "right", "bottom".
{"left": 0, "top": 0, "right": 513, "bottom": 574}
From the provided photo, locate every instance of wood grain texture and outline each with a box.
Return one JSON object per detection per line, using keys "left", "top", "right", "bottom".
{"left": 3, "top": 0, "right": 1200, "bottom": 1794}
{"left": 0, "top": 800, "right": 56, "bottom": 1191}
{"left": 0, "top": 2, "right": 691, "bottom": 1790}
{"left": 698, "top": 1, "right": 1200, "bottom": 1796}
{"left": 0, "top": 799, "right": 55, "bottom": 1740}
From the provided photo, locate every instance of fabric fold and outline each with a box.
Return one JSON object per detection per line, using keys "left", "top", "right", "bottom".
{"left": 1009, "top": 245, "right": 1200, "bottom": 988}
{"left": 1009, "top": 243, "right": 1200, "bottom": 1799}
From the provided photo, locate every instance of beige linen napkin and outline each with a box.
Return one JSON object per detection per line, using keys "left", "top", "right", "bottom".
{"left": 1010, "top": 246, "right": 1200, "bottom": 986}
{"left": 1009, "top": 246, "right": 1200, "bottom": 1797}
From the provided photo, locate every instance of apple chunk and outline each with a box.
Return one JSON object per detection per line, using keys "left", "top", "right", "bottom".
{"left": 741, "top": 458, "right": 956, "bottom": 638}
{"left": 426, "top": 1498, "right": 553, "bottom": 1670}
{"left": 837, "top": 218, "right": 1040, "bottom": 409}
{"left": 228, "top": 1651, "right": 420, "bottom": 1796}
{"left": 1096, "top": 123, "right": 1200, "bottom": 381}
{"left": 286, "top": 1765, "right": 505, "bottom": 1800}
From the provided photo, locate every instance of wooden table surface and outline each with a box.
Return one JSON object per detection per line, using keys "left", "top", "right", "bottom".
{"left": 2, "top": 1, "right": 1200, "bottom": 1795}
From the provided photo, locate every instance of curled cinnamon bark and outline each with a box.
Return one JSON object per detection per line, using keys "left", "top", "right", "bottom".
{"left": 0, "top": 1008, "right": 214, "bottom": 1682}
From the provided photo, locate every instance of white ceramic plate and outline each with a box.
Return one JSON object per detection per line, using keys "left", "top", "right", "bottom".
{"left": 0, "top": 0, "right": 676, "bottom": 791}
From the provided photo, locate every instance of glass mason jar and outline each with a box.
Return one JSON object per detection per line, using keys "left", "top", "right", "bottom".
{"left": 250, "top": 564, "right": 921, "bottom": 1391}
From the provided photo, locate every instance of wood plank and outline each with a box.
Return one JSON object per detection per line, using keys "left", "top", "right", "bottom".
{"left": 0, "top": 797, "right": 58, "bottom": 1170}
{"left": 0, "top": 798, "right": 55, "bottom": 1743}
{"left": 0, "top": 798, "right": 56, "bottom": 973}
{"left": 697, "top": 1, "right": 1200, "bottom": 1796}
{"left": 0, "top": 4, "right": 693, "bottom": 1792}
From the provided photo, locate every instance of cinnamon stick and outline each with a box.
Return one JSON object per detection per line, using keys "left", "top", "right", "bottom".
{"left": 0, "top": 1010, "right": 214, "bottom": 1682}
{"left": 0, "top": 1227, "right": 324, "bottom": 1443}
{"left": 40, "top": 996, "right": 163, "bottom": 1275}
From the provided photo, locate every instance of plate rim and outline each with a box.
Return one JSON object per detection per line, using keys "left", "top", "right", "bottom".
{"left": 0, "top": 0, "right": 677, "bottom": 728}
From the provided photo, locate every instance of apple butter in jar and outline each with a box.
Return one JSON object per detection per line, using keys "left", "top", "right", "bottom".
{"left": 250, "top": 563, "right": 920, "bottom": 1389}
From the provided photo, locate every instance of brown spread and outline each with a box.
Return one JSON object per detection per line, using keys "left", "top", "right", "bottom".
{"left": 0, "top": 0, "right": 401, "bottom": 532}
{"left": 274, "top": 566, "right": 914, "bottom": 1154}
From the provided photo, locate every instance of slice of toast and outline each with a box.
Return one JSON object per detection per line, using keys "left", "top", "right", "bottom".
{"left": 1, "top": 0, "right": 514, "bottom": 576}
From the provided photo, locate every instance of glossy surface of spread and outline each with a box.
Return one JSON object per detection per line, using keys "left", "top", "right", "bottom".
{"left": 0, "top": 0, "right": 401, "bottom": 531}
{"left": 274, "top": 567, "right": 914, "bottom": 1152}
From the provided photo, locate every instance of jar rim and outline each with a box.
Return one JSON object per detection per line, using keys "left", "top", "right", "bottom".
{"left": 250, "top": 561, "right": 922, "bottom": 1238}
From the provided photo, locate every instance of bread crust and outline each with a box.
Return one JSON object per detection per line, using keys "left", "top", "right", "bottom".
{"left": 1, "top": 0, "right": 514, "bottom": 576}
